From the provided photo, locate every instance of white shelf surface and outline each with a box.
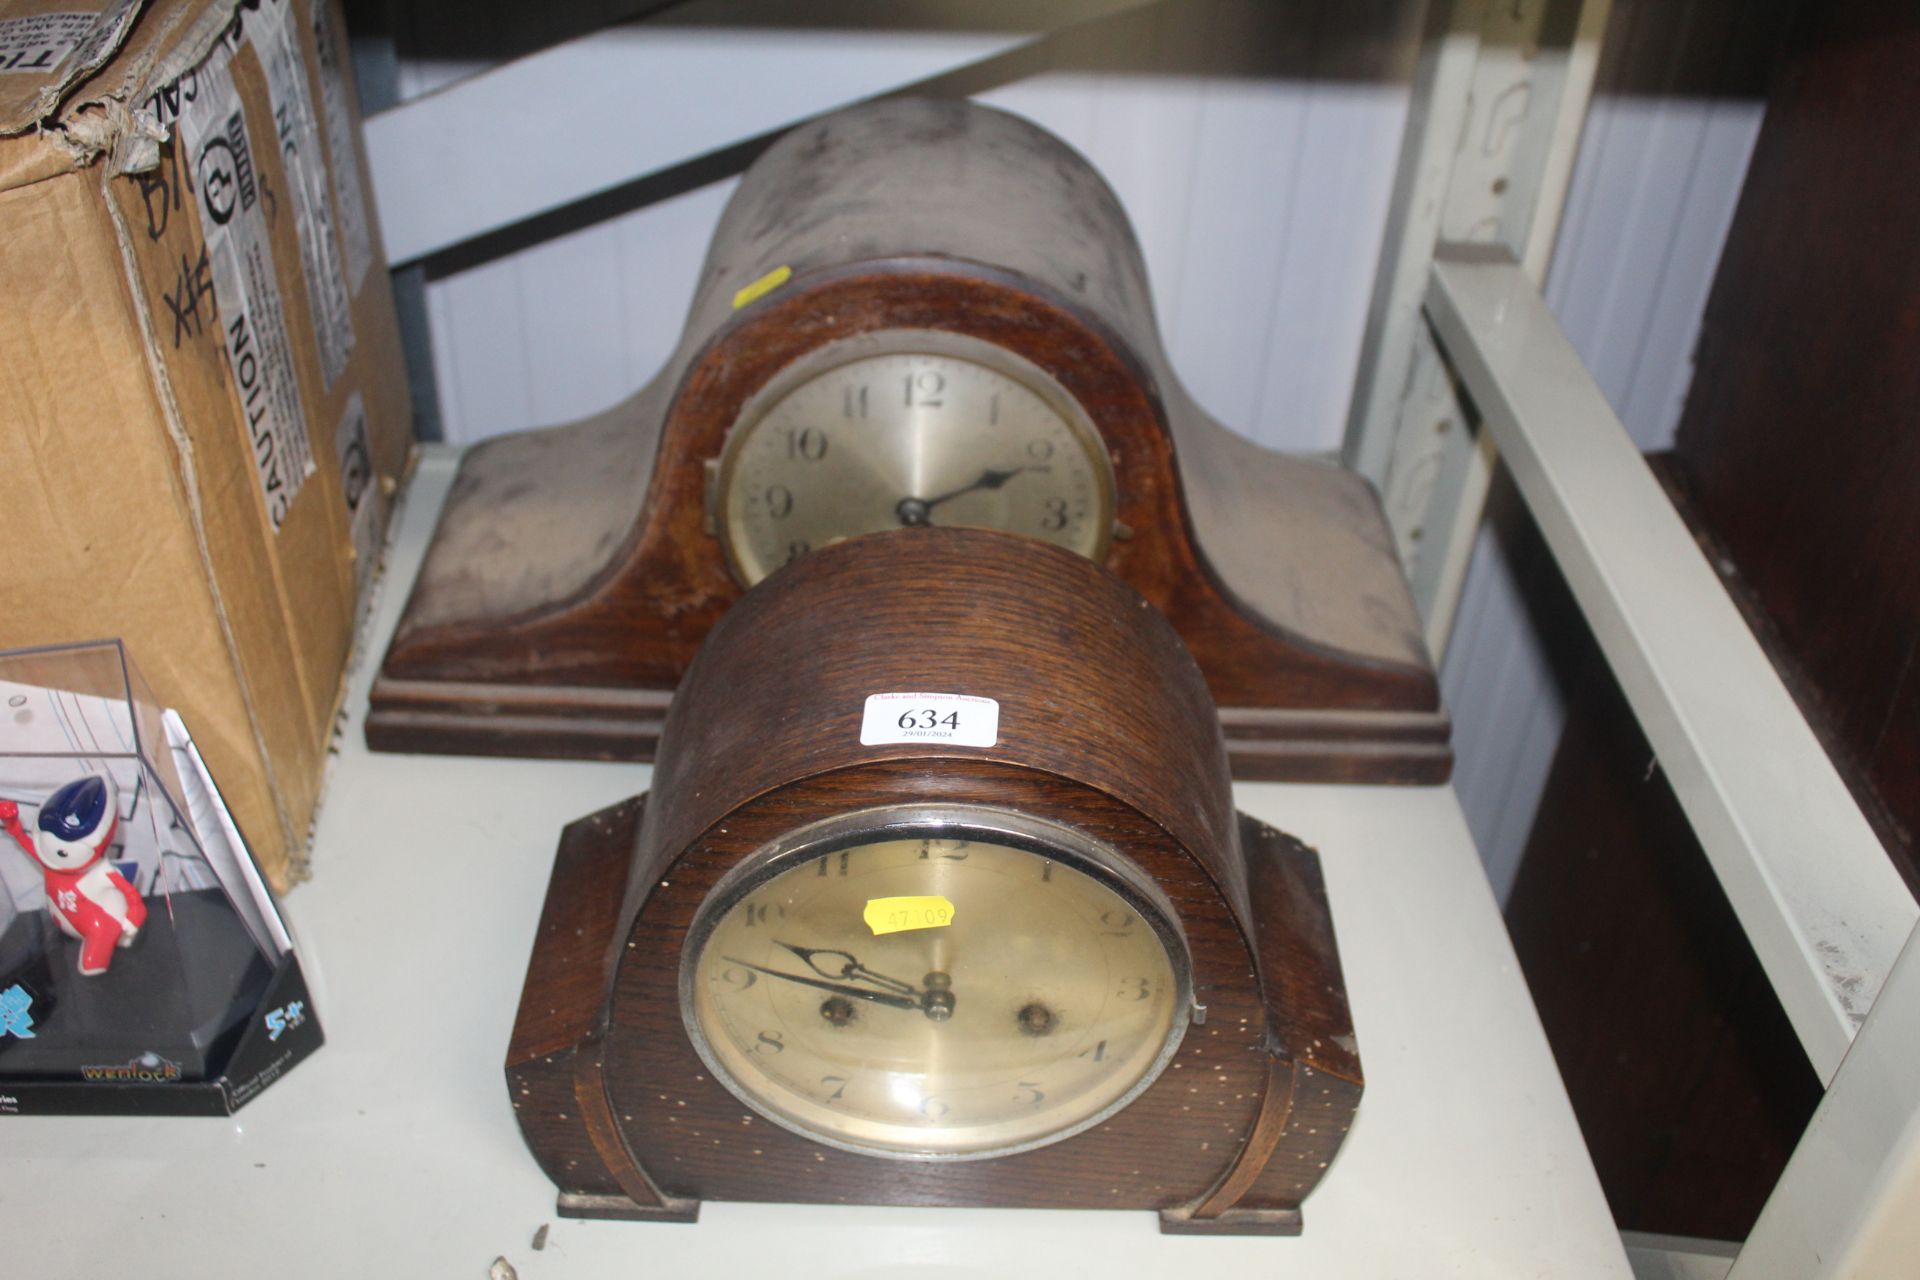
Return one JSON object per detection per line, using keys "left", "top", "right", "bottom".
{"left": 0, "top": 450, "right": 1630, "bottom": 1278}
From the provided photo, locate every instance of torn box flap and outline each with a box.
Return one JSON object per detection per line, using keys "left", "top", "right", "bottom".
{"left": 0, "top": 0, "right": 239, "bottom": 174}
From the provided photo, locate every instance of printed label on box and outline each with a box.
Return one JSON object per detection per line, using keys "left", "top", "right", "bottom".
{"left": 176, "top": 31, "right": 314, "bottom": 531}
{"left": 62, "top": 0, "right": 138, "bottom": 73}
{"left": 859, "top": 693, "right": 999, "bottom": 748}
{"left": 0, "top": 0, "right": 141, "bottom": 96}
{"left": 257, "top": 0, "right": 354, "bottom": 389}
{"left": 309, "top": 0, "right": 373, "bottom": 291}
{"left": 333, "top": 391, "right": 381, "bottom": 599}
{"left": 0, "top": 11, "right": 92, "bottom": 75}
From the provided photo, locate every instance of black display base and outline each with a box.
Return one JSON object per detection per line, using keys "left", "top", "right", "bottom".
{"left": 0, "top": 890, "right": 321, "bottom": 1115}
{"left": 0, "top": 889, "right": 269, "bottom": 1079}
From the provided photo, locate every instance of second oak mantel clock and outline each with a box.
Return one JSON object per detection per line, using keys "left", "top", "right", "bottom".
{"left": 367, "top": 96, "right": 1450, "bottom": 783}
{"left": 507, "top": 528, "right": 1362, "bottom": 1234}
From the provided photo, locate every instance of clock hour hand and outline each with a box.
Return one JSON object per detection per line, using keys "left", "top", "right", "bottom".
{"left": 894, "top": 465, "right": 1048, "bottom": 527}
{"left": 774, "top": 941, "right": 918, "bottom": 997}
{"left": 723, "top": 956, "right": 922, "bottom": 1010}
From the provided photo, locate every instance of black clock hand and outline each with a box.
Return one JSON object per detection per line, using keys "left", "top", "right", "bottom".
{"left": 923, "top": 465, "right": 1045, "bottom": 510}
{"left": 722, "top": 956, "right": 922, "bottom": 1010}
{"left": 894, "top": 465, "right": 1049, "bottom": 527}
{"left": 774, "top": 941, "right": 918, "bottom": 997}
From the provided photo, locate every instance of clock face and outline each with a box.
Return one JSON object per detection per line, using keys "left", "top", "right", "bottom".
{"left": 681, "top": 807, "right": 1191, "bottom": 1159}
{"left": 712, "top": 331, "right": 1116, "bottom": 586}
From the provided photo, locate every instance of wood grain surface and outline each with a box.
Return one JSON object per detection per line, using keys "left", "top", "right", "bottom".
{"left": 505, "top": 529, "right": 1361, "bottom": 1230}
{"left": 1670, "top": 2, "right": 1920, "bottom": 883}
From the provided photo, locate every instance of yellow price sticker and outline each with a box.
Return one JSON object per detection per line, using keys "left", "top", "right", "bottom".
{"left": 863, "top": 895, "right": 956, "bottom": 937}
{"left": 731, "top": 263, "right": 792, "bottom": 310}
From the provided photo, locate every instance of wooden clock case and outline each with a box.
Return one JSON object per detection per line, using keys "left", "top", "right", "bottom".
{"left": 507, "top": 529, "right": 1363, "bottom": 1234}
{"left": 369, "top": 97, "right": 1449, "bottom": 784}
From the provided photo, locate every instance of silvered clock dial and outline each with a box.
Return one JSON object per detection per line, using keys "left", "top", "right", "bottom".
{"left": 711, "top": 332, "right": 1115, "bottom": 585}
{"left": 683, "top": 807, "right": 1188, "bottom": 1158}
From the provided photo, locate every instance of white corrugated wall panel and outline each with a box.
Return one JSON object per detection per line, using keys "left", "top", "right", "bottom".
{"left": 1441, "top": 0, "right": 1770, "bottom": 900}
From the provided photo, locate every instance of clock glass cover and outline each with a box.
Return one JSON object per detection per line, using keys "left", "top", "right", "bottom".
{"left": 713, "top": 331, "right": 1116, "bottom": 585}
{"left": 682, "top": 807, "right": 1190, "bottom": 1159}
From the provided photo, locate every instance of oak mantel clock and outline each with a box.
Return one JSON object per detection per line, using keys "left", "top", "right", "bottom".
{"left": 368, "top": 97, "right": 1449, "bottom": 783}
{"left": 507, "top": 528, "right": 1362, "bottom": 1234}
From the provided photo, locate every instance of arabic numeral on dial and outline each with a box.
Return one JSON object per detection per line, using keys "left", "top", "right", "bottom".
{"left": 905, "top": 370, "right": 945, "bottom": 407}
{"left": 821, "top": 1074, "right": 848, "bottom": 1103}
{"left": 815, "top": 850, "right": 850, "bottom": 878}
{"left": 754, "top": 1030, "right": 785, "bottom": 1054}
{"left": 718, "top": 966, "right": 757, "bottom": 990}
{"left": 917, "top": 839, "right": 969, "bottom": 861}
{"left": 1116, "top": 977, "right": 1151, "bottom": 1002}
{"left": 765, "top": 484, "right": 794, "bottom": 518}
{"left": 1077, "top": 1039, "right": 1109, "bottom": 1062}
{"left": 1015, "top": 1081, "right": 1045, "bottom": 1106}
{"left": 742, "top": 902, "right": 784, "bottom": 927}
{"left": 918, "top": 1096, "right": 951, "bottom": 1119}
{"left": 1026, "top": 438, "right": 1055, "bottom": 462}
{"left": 786, "top": 540, "right": 811, "bottom": 563}
{"left": 785, "top": 427, "right": 829, "bottom": 460}
{"left": 843, "top": 385, "right": 868, "bottom": 419}
{"left": 1041, "top": 497, "right": 1069, "bottom": 531}
{"left": 1100, "top": 910, "right": 1135, "bottom": 936}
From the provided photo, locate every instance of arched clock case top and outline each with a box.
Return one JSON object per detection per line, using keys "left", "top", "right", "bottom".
{"left": 505, "top": 528, "right": 1364, "bottom": 1234}
{"left": 368, "top": 97, "right": 1449, "bottom": 783}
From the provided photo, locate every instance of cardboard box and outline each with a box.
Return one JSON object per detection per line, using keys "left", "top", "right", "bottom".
{"left": 0, "top": 0, "right": 412, "bottom": 888}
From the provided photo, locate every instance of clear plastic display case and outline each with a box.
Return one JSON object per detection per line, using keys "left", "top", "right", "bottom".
{"left": 0, "top": 640, "right": 319, "bottom": 1114}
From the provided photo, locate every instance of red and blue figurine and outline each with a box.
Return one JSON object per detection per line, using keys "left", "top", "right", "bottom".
{"left": 0, "top": 774, "right": 146, "bottom": 976}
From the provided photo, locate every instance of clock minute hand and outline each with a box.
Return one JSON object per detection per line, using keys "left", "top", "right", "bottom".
{"left": 774, "top": 941, "right": 919, "bottom": 997}
{"left": 923, "top": 465, "right": 1042, "bottom": 510}
{"left": 722, "top": 956, "right": 921, "bottom": 1010}
{"left": 894, "top": 465, "right": 1049, "bottom": 527}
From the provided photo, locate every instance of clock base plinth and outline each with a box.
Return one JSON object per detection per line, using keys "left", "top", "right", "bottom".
{"left": 365, "top": 678, "right": 672, "bottom": 762}
{"left": 367, "top": 675, "right": 1449, "bottom": 783}
{"left": 1158, "top": 1206, "right": 1303, "bottom": 1237}
{"left": 556, "top": 1192, "right": 700, "bottom": 1224}
{"left": 1220, "top": 705, "right": 1451, "bottom": 784}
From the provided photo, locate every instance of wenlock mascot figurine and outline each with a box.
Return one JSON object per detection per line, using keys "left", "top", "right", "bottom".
{"left": 0, "top": 775, "right": 146, "bottom": 976}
